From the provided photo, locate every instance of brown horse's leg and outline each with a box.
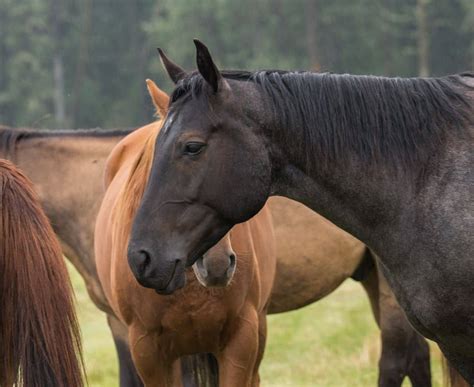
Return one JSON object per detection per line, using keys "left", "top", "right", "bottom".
{"left": 218, "top": 306, "right": 259, "bottom": 387}
{"left": 129, "top": 325, "right": 172, "bottom": 387}
{"left": 107, "top": 315, "right": 144, "bottom": 387}
{"left": 376, "top": 260, "right": 431, "bottom": 387}
{"left": 250, "top": 313, "right": 268, "bottom": 386}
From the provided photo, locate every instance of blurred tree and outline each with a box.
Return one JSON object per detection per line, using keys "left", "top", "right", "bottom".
{"left": 305, "top": 0, "right": 321, "bottom": 71}
{"left": 0, "top": 0, "right": 471, "bottom": 129}
{"left": 429, "top": 0, "right": 473, "bottom": 76}
{"left": 0, "top": 0, "right": 54, "bottom": 127}
{"left": 416, "top": 0, "right": 430, "bottom": 76}
{"left": 50, "top": 0, "right": 68, "bottom": 127}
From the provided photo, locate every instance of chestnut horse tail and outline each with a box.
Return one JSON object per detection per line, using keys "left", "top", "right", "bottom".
{"left": 0, "top": 160, "right": 84, "bottom": 387}
{"left": 442, "top": 354, "right": 470, "bottom": 387}
{"left": 180, "top": 354, "right": 219, "bottom": 387}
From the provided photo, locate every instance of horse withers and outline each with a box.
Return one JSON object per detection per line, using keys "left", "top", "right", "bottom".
{"left": 129, "top": 41, "right": 473, "bottom": 382}
{"left": 94, "top": 80, "right": 276, "bottom": 386}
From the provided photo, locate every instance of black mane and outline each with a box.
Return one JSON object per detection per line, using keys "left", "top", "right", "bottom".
{"left": 0, "top": 127, "right": 134, "bottom": 156}
{"left": 171, "top": 70, "right": 473, "bottom": 173}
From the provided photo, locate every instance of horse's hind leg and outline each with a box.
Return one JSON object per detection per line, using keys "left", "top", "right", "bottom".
{"left": 107, "top": 315, "right": 144, "bottom": 387}
{"left": 405, "top": 333, "right": 431, "bottom": 386}
{"left": 376, "top": 263, "right": 431, "bottom": 387}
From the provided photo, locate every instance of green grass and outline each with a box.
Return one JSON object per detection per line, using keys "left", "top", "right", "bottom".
{"left": 69, "top": 264, "right": 445, "bottom": 386}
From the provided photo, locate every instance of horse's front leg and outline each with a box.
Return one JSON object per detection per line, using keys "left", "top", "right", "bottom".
{"left": 129, "top": 324, "right": 173, "bottom": 387}
{"left": 376, "top": 262, "right": 431, "bottom": 387}
{"left": 107, "top": 315, "right": 144, "bottom": 387}
{"left": 251, "top": 312, "right": 268, "bottom": 387}
{"left": 217, "top": 305, "right": 260, "bottom": 387}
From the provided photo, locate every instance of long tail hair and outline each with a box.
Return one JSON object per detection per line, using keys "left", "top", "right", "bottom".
{"left": 0, "top": 159, "right": 84, "bottom": 387}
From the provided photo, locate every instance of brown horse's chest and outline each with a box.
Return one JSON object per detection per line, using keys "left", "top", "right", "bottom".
{"left": 131, "top": 270, "right": 248, "bottom": 355}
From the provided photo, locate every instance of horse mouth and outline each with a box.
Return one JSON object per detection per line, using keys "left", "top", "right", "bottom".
{"left": 153, "top": 259, "right": 186, "bottom": 295}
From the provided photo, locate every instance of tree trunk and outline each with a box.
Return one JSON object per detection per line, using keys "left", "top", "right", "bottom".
{"left": 50, "top": 0, "right": 67, "bottom": 128}
{"left": 72, "top": 0, "right": 92, "bottom": 127}
{"left": 53, "top": 55, "right": 66, "bottom": 127}
{"left": 416, "top": 0, "right": 429, "bottom": 77}
{"left": 305, "top": 0, "right": 320, "bottom": 71}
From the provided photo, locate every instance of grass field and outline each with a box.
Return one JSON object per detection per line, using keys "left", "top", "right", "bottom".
{"left": 70, "top": 264, "right": 445, "bottom": 386}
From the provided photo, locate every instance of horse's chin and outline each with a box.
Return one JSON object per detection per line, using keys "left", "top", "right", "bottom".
{"left": 152, "top": 263, "right": 187, "bottom": 295}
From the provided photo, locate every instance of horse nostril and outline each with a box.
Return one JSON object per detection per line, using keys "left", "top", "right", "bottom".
{"left": 129, "top": 249, "right": 152, "bottom": 276}
{"left": 139, "top": 250, "right": 151, "bottom": 272}
{"left": 229, "top": 253, "right": 236, "bottom": 264}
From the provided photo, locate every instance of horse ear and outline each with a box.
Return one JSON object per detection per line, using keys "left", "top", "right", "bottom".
{"left": 193, "top": 39, "right": 228, "bottom": 93}
{"left": 145, "top": 79, "right": 169, "bottom": 118}
{"left": 157, "top": 48, "right": 186, "bottom": 84}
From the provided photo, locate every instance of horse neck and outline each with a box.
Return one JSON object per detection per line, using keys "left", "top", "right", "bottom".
{"left": 270, "top": 109, "right": 458, "bottom": 256}
{"left": 273, "top": 158, "right": 404, "bottom": 244}
{"left": 262, "top": 72, "right": 472, "bottom": 247}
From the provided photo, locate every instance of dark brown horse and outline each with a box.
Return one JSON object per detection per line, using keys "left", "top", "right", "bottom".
{"left": 128, "top": 41, "right": 474, "bottom": 383}
{"left": 0, "top": 79, "right": 433, "bottom": 386}
{"left": 0, "top": 159, "right": 84, "bottom": 387}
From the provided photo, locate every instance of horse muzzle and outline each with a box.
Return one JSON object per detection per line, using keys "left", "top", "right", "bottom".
{"left": 192, "top": 252, "right": 237, "bottom": 288}
{"left": 127, "top": 246, "right": 187, "bottom": 294}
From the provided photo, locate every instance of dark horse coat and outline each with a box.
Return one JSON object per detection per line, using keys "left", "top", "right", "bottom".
{"left": 129, "top": 41, "right": 473, "bottom": 383}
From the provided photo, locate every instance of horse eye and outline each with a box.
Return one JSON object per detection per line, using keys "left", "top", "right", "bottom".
{"left": 184, "top": 142, "right": 206, "bottom": 155}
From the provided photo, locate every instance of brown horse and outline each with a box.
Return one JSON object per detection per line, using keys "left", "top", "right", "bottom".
{"left": 94, "top": 92, "right": 276, "bottom": 386}
{"left": 0, "top": 80, "right": 433, "bottom": 386}
{"left": 0, "top": 159, "right": 84, "bottom": 387}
